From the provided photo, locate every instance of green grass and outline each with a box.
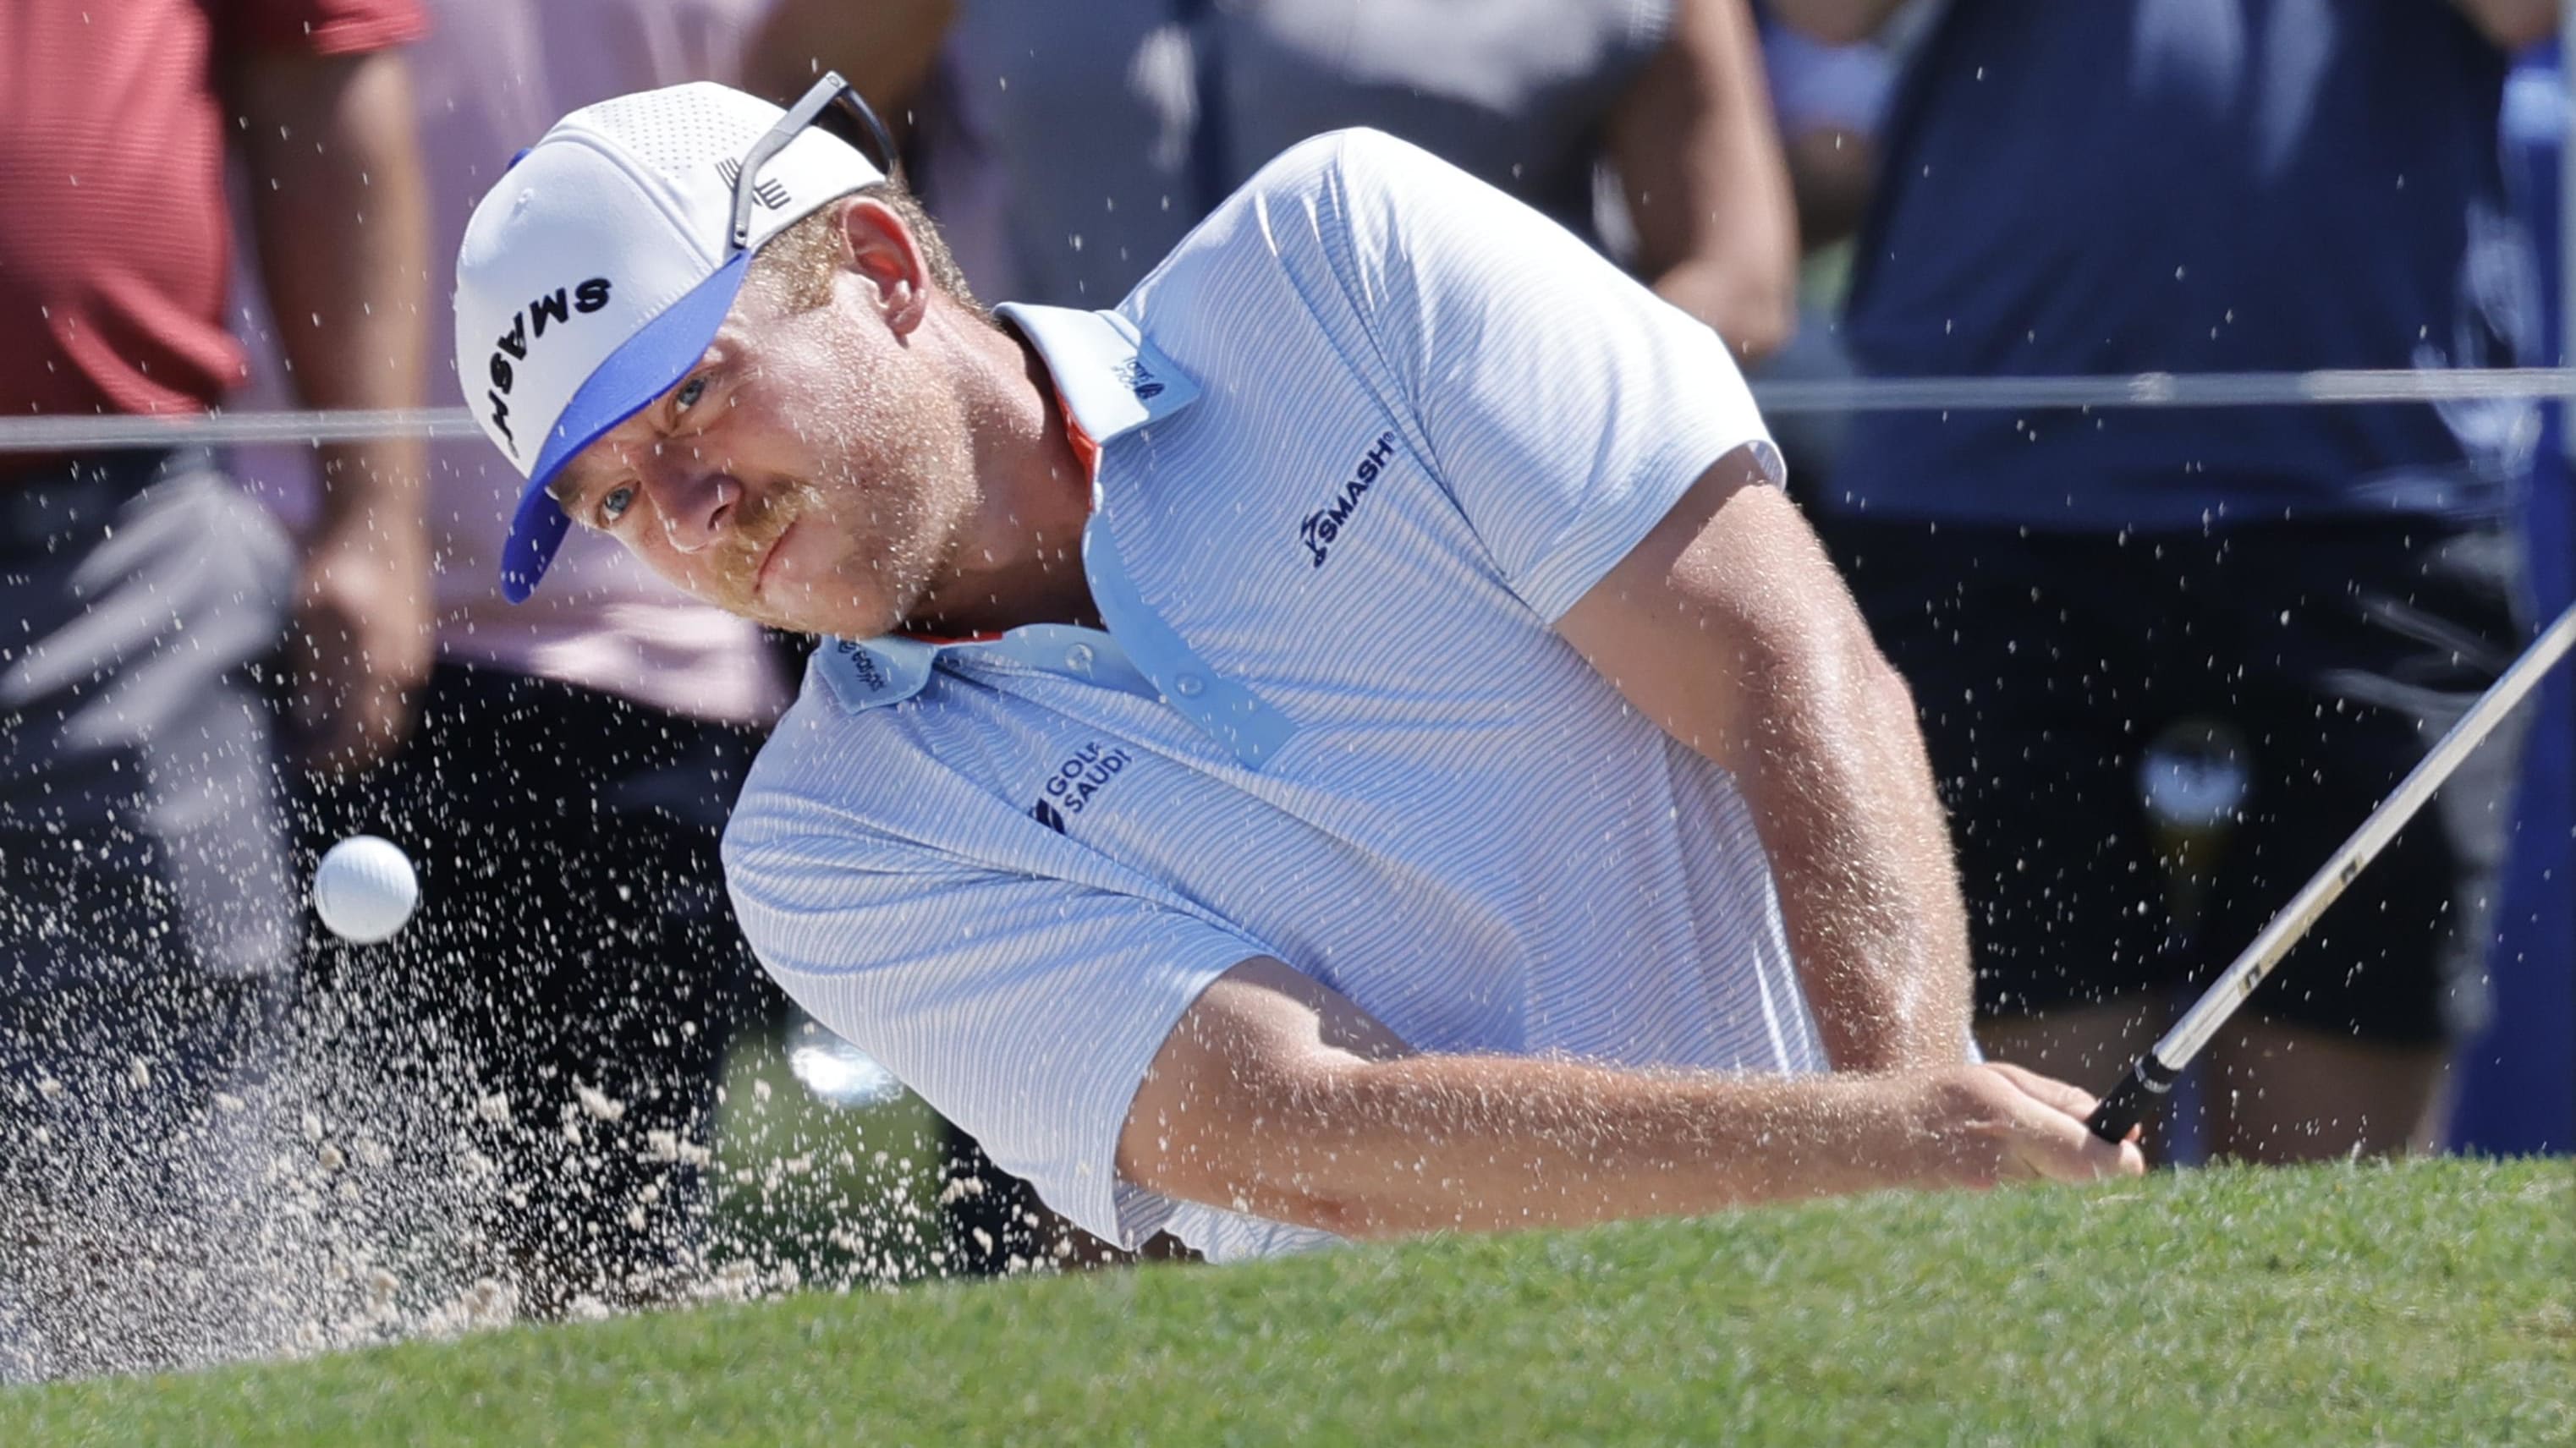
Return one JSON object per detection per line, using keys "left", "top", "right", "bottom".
{"left": 7, "top": 1158, "right": 2568, "bottom": 1445}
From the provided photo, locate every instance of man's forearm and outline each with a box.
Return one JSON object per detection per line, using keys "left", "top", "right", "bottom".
{"left": 1557, "top": 472, "right": 1976, "bottom": 1072}
{"left": 1735, "top": 634, "right": 1975, "bottom": 1072}
{"left": 234, "top": 44, "right": 433, "bottom": 770}
{"left": 1167, "top": 1052, "right": 1927, "bottom": 1239}
{"left": 1614, "top": 0, "right": 1799, "bottom": 355}
{"left": 1122, "top": 954, "right": 2138, "bottom": 1241}
{"left": 236, "top": 47, "right": 431, "bottom": 529}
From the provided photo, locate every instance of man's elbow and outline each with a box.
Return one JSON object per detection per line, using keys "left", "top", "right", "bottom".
{"left": 1121, "top": 1149, "right": 1364, "bottom": 1237}
{"left": 1119, "top": 1141, "right": 1387, "bottom": 1241}
{"left": 1261, "top": 1183, "right": 1390, "bottom": 1240}
{"left": 1860, "top": 641, "right": 1917, "bottom": 730}
{"left": 1119, "top": 1054, "right": 1409, "bottom": 1241}
{"left": 1222, "top": 1165, "right": 1452, "bottom": 1242}
{"left": 1773, "top": 587, "right": 1914, "bottom": 729}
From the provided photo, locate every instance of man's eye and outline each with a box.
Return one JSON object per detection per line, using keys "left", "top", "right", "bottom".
{"left": 598, "top": 485, "right": 635, "bottom": 525}
{"left": 673, "top": 375, "right": 709, "bottom": 414}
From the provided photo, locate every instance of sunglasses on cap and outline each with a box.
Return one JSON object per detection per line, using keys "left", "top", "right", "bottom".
{"left": 730, "top": 72, "right": 905, "bottom": 254}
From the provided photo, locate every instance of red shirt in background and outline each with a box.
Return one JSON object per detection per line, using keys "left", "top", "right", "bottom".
{"left": 0, "top": 0, "right": 425, "bottom": 442}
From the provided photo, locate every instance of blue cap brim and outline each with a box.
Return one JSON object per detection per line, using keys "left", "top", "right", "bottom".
{"left": 498, "top": 251, "right": 754, "bottom": 602}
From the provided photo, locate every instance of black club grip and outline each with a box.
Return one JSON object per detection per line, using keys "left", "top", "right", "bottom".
{"left": 2087, "top": 1056, "right": 2180, "bottom": 1144}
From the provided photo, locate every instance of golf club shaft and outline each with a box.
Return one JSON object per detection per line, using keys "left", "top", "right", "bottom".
{"left": 2088, "top": 597, "right": 2576, "bottom": 1144}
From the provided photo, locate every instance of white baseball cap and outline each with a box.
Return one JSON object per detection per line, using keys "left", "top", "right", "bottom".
{"left": 454, "top": 79, "right": 887, "bottom": 601}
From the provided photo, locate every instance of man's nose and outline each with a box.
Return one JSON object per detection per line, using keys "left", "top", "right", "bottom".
{"left": 643, "top": 462, "right": 741, "bottom": 553}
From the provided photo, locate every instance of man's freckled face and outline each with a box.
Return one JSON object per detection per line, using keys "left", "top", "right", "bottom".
{"left": 553, "top": 283, "right": 981, "bottom": 639}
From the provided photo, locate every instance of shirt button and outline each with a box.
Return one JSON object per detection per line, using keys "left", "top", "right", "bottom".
{"left": 1064, "top": 644, "right": 1096, "bottom": 672}
{"left": 1173, "top": 672, "right": 1207, "bottom": 698}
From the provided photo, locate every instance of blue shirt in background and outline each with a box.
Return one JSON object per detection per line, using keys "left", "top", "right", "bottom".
{"left": 1827, "top": 0, "right": 2536, "bottom": 531}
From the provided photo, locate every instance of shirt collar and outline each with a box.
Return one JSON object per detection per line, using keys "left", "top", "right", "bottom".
{"left": 995, "top": 303, "right": 1201, "bottom": 447}
{"left": 808, "top": 304, "right": 1200, "bottom": 717}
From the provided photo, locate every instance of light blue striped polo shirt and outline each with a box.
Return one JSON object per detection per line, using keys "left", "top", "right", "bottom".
{"left": 722, "top": 129, "right": 1825, "bottom": 1263}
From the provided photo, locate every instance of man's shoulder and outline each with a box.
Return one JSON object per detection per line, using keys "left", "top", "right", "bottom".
{"left": 1231, "top": 127, "right": 1456, "bottom": 202}
{"left": 1120, "top": 129, "right": 1469, "bottom": 313}
{"left": 1112, "top": 127, "right": 1502, "bottom": 431}
{"left": 722, "top": 660, "right": 920, "bottom": 857}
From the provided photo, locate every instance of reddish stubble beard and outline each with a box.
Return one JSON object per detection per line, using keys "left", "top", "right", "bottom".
{"left": 711, "top": 360, "right": 981, "bottom": 639}
{"left": 689, "top": 469, "right": 821, "bottom": 627}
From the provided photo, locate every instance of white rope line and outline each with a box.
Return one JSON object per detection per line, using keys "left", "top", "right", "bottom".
{"left": 2, "top": 365, "right": 2569, "bottom": 452}
{"left": 1752, "top": 366, "right": 2576, "bottom": 414}
{"left": 0, "top": 407, "right": 483, "bottom": 451}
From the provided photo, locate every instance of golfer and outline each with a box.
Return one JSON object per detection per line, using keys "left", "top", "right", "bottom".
{"left": 454, "top": 79, "right": 2142, "bottom": 1261}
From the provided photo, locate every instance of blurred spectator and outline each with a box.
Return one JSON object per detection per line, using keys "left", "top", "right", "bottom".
{"left": 891, "top": 0, "right": 1799, "bottom": 359}
{"left": 1760, "top": 9, "right": 1892, "bottom": 252}
{"left": 230, "top": 0, "right": 828, "bottom": 1317}
{"left": 0, "top": 0, "right": 429, "bottom": 1379}
{"left": 1776, "top": 0, "right": 2555, "bottom": 1162}
{"left": 1745, "top": 6, "right": 1901, "bottom": 494}
{"left": 742, "top": 0, "right": 954, "bottom": 118}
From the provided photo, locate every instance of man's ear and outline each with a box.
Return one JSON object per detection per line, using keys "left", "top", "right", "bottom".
{"left": 835, "top": 196, "right": 931, "bottom": 337}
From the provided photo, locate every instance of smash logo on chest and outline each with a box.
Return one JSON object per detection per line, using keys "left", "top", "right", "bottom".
{"left": 1028, "top": 740, "right": 1134, "bottom": 832}
{"left": 1297, "top": 430, "right": 1401, "bottom": 568}
{"left": 483, "top": 277, "right": 613, "bottom": 455}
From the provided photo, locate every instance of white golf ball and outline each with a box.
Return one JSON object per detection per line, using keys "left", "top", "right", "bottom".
{"left": 312, "top": 835, "right": 420, "bottom": 944}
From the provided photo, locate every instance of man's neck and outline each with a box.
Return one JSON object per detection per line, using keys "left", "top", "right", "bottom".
{"left": 904, "top": 317, "right": 1101, "bottom": 636}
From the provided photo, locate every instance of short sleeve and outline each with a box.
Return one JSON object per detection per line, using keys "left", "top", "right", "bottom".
{"left": 1306, "top": 129, "right": 1782, "bottom": 623}
{"left": 218, "top": 0, "right": 428, "bottom": 56}
{"left": 722, "top": 806, "right": 1272, "bottom": 1249}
